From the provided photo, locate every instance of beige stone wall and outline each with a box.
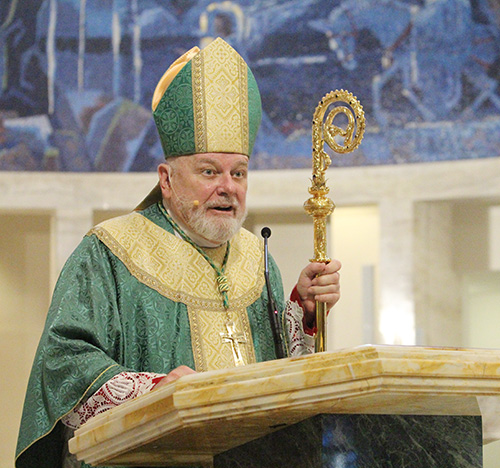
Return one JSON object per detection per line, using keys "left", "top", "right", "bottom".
{"left": 0, "top": 214, "right": 51, "bottom": 467}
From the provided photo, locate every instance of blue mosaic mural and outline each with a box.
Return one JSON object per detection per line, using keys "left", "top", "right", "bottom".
{"left": 0, "top": 0, "right": 499, "bottom": 171}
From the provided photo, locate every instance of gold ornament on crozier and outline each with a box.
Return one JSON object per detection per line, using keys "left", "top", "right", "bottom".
{"left": 304, "top": 89, "right": 365, "bottom": 352}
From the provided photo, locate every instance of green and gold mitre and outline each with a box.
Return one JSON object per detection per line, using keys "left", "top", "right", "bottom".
{"left": 152, "top": 37, "right": 262, "bottom": 158}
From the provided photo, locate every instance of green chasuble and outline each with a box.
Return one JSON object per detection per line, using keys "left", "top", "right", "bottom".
{"left": 16, "top": 203, "right": 286, "bottom": 468}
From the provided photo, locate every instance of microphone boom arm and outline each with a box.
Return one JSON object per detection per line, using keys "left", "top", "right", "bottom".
{"left": 261, "top": 228, "right": 285, "bottom": 359}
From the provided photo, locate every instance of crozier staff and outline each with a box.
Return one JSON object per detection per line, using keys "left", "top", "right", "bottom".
{"left": 16, "top": 38, "right": 341, "bottom": 468}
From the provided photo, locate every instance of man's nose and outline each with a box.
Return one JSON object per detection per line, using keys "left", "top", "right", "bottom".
{"left": 216, "top": 173, "right": 237, "bottom": 195}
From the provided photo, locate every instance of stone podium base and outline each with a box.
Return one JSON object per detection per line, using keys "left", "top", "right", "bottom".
{"left": 214, "top": 414, "right": 482, "bottom": 468}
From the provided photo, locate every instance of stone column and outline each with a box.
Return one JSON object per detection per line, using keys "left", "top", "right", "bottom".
{"left": 414, "top": 201, "right": 461, "bottom": 346}
{"left": 378, "top": 198, "right": 416, "bottom": 345}
{"left": 50, "top": 208, "right": 94, "bottom": 288}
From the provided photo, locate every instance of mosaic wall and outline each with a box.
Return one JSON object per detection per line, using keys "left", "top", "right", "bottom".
{"left": 0, "top": 0, "right": 499, "bottom": 171}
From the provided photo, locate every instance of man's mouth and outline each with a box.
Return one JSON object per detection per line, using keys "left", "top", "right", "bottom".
{"left": 204, "top": 198, "right": 239, "bottom": 215}
{"left": 211, "top": 206, "right": 234, "bottom": 212}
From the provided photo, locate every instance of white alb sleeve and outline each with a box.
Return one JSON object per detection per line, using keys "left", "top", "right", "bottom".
{"left": 285, "top": 299, "right": 315, "bottom": 356}
{"left": 61, "top": 371, "right": 166, "bottom": 429}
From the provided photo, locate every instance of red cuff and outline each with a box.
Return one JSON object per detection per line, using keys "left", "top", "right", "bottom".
{"left": 151, "top": 375, "right": 166, "bottom": 388}
{"left": 290, "top": 286, "right": 317, "bottom": 335}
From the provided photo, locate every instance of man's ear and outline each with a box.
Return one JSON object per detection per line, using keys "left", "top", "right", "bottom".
{"left": 158, "top": 163, "right": 173, "bottom": 199}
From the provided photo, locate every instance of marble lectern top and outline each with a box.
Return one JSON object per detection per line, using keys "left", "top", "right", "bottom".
{"left": 69, "top": 345, "right": 500, "bottom": 466}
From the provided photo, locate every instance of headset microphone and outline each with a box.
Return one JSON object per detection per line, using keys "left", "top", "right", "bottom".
{"left": 168, "top": 167, "right": 200, "bottom": 207}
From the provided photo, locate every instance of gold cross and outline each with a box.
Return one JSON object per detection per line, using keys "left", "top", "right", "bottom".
{"left": 220, "top": 321, "right": 247, "bottom": 367}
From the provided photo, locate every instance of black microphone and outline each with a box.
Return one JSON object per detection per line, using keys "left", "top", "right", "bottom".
{"left": 261, "top": 227, "right": 271, "bottom": 238}
{"left": 261, "top": 227, "right": 285, "bottom": 359}
{"left": 261, "top": 227, "right": 271, "bottom": 273}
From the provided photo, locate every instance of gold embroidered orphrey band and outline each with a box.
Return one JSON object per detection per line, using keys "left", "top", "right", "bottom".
{"left": 88, "top": 212, "right": 265, "bottom": 371}
{"left": 192, "top": 38, "right": 250, "bottom": 156}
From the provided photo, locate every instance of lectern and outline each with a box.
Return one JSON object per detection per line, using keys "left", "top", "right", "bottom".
{"left": 69, "top": 345, "right": 500, "bottom": 467}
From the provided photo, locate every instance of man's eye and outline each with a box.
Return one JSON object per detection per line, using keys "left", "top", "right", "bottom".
{"left": 202, "top": 169, "right": 215, "bottom": 176}
{"left": 234, "top": 171, "right": 246, "bottom": 178}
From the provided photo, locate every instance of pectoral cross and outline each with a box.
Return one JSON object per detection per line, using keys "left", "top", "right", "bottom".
{"left": 220, "top": 321, "right": 247, "bottom": 367}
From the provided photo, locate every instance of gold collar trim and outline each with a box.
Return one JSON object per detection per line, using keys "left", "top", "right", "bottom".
{"left": 88, "top": 212, "right": 265, "bottom": 311}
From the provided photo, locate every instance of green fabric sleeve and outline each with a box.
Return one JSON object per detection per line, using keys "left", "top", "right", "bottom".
{"left": 16, "top": 235, "right": 131, "bottom": 468}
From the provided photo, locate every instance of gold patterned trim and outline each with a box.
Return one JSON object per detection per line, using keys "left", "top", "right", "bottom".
{"left": 202, "top": 38, "right": 247, "bottom": 154}
{"left": 238, "top": 55, "right": 249, "bottom": 156}
{"left": 89, "top": 213, "right": 264, "bottom": 311}
{"left": 189, "top": 307, "right": 256, "bottom": 371}
{"left": 192, "top": 51, "right": 207, "bottom": 153}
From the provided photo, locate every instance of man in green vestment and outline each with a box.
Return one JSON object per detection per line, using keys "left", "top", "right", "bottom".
{"left": 16, "top": 38, "right": 341, "bottom": 468}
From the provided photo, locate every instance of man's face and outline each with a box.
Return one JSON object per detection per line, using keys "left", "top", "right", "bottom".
{"left": 159, "top": 152, "right": 249, "bottom": 245}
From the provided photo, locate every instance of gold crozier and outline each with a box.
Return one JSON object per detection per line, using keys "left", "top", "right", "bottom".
{"left": 305, "top": 89, "right": 365, "bottom": 353}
